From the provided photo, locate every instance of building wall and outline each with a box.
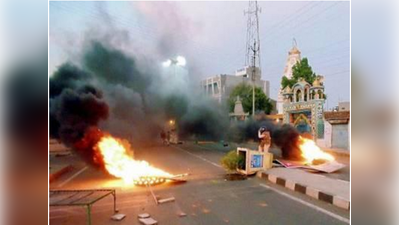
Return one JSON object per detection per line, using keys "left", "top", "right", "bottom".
{"left": 201, "top": 71, "right": 270, "bottom": 104}
{"left": 338, "top": 102, "right": 350, "bottom": 111}
{"left": 331, "top": 124, "right": 349, "bottom": 150}
{"left": 322, "top": 120, "right": 332, "bottom": 148}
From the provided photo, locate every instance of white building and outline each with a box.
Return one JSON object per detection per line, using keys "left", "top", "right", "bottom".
{"left": 276, "top": 45, "right": 302, "bottom": 114}
{"left": 338, "top": 102, "right": 350, "bottom": 111}
{"left": 201, "top": 66, "right": 270, "bottom": 104}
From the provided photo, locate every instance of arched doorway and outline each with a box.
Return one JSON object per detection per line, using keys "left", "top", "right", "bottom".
{"left": 296, "top": 89, "right": 302, "bottom": 102}
{"left": 293, "top": 113, "right": 312, "bottom": 135}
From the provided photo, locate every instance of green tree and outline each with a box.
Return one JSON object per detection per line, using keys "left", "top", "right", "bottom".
{"left": 281, "top": 58, "right": 316, "bottom": 89}
{"left": 228, "top": 83, "right": 273, "bottom": 115}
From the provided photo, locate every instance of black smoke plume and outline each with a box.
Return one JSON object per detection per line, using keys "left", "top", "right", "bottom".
{"left": 50, "top": 40, "right": 230, "bottom": 165}
{"left": 230, "top": 118, "right": 302, "bottom": 160}
{"left": 271, "top": 124, "right": 302, "bottom": 160}
{"left": 50, "top": 63, "right": 109, "bottom": 166}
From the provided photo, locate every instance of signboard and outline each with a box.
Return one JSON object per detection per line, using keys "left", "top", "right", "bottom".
{"left": 250, "top": 154, "right": 263, "bottom": 168}
{"left": 237, "top": 148, "right": 273, "bottom": 175}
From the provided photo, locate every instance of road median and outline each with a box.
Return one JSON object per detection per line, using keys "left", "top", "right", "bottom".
{"left": 259, "top": 168, "right": 350, "bottom": 210}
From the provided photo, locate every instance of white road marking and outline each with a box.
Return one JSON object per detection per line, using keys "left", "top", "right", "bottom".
{"left": 172, "top": 146, "right": 223, "bottom": 169}
{"left": 58, "top": 166, "right": 88, "bottom": 187}
{"left": 259, "top": 184, "right": 350, "bottom": 224}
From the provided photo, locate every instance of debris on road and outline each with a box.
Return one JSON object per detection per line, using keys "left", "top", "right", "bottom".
{"left": 202, "top": 208, "right": 211, "bottom": 214}
{"left": 273, "top": 159, "right": 305, "bottom": 169}
{"left": 236, "top": 148, "right": 273, "bottom": 175}
{"left": 138, "top": 213, "right": 150, "bottom": 219}
{"left": 196, "top": 141, "right": 214, "bottom": 144}
{"left": 139, "top": 217, "right": 158, "bottom": 225}
{"left": 167, "top": 173, "right": 189, "bottom": 182}
{"left": 111, "top": 213, "right": 126, "bottom": 221}
{"left": 273, "top": 159, "right": 346, "bottom": 173}
{"left": 158, "top": 197, "right": 175, "bottom": 204}
{"left": 177, "top": 212, "right": 187, "bottom": 217}
{"left": 307, "top": 160, "right": 346, "bottom": 173}
{"left": 146, "top": 184, "right": 158, "bottom": 205}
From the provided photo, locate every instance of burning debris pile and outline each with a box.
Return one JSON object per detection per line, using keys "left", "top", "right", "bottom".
{"left": 95, "top": 135, "right": 173, "bottom": 185}
{"left": 271, "top": 136, "right": 344, "bottom": 173}
{"left": 298, "top": 136, "right": 335, "bottom": 165}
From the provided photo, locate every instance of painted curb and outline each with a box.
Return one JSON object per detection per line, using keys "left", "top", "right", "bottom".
{"left": 260, "top": 172, "right": 350, "bottom": 210}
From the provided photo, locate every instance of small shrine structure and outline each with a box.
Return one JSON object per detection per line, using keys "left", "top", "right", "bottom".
{"left": 282, "top": 76, "right": 326, "bottom": 140}
{"left": 229, "top": 96, "right": 249, "bottom": 121}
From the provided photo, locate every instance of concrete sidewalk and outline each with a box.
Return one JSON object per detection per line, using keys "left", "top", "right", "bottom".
{"left": 259, "top": 168, "right": 350, "bottom": 210}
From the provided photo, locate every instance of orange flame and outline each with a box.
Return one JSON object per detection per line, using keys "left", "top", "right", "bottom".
{"left": 96, "top": 136, "right": 172, "bottom": 185}
{"left": 298, "top": 137, "right": 335, "bottom": 164}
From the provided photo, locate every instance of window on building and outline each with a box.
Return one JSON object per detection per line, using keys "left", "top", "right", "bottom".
{"left": 296, "top": 89, "right": 302, "bottom": 102}
{"left": 213, "top": 83, "right": 219, "bottom": 94}
{"left": 208, "top": 84, "right": 212, "bottom": 95}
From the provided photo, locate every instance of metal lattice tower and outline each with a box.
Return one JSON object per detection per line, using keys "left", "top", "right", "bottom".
{"left": 244, "top": 1, "right": 262, "bottom": 72}
{"left": 244, "top": 1, "right": 262, "bottom": 116}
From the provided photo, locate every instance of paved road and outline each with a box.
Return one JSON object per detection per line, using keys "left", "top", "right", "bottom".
{"left": 187, "top": 142, "right": 350, "bottom": 182}
{"left": 50, "top": 143, "right": 350, "bottom": 225}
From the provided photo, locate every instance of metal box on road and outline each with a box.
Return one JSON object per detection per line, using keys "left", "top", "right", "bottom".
{"left": 237, "top": 148, "right": 273, "bottom": 175}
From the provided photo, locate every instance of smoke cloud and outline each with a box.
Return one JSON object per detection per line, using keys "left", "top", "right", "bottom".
{"left": 50, "top": 39, "right": 230, "bottom": 162}
{"left": 228, "top": 118, "right": 302, "bottom": 159}
{"left": 50, "top": 3, "right": 302, "bottom": 165}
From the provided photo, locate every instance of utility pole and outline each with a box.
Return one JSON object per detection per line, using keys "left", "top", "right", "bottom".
{"left": 251, "top": 40, "right": 259, "bottom": 116}
{"left": 244, "top": 1, "right": 262, "bottom": 117}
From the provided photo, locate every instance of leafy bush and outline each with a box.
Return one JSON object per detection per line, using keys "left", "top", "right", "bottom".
{"left": 220, "top": 150, "right": 245, "bottom": 173}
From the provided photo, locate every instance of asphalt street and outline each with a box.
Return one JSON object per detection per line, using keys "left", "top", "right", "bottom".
{"left": 50, "top": 142, "right": 350, "bottom": 225}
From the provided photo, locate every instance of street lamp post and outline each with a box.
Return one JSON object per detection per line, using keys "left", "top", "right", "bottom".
{"left": 162, "top": 56, "right": 186, "bottom": 76}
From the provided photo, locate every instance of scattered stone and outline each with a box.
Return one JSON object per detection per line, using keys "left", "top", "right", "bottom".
{"left": 138, "top": 213, "right": 150, "bottom": 219}
{"left": 139, "top": 217, "right": 158, "bottom": 225}
{"left": 202, "top": 208, "right": 210, "bottom": 214}
{"left": 178, "top": 212, "right": 187, "bottom": 217}
{"left": 111, "top": 213, "right": 126, "bottom": 221}
{"left": 158, "top": 197, "right": 175, "bottom": 204}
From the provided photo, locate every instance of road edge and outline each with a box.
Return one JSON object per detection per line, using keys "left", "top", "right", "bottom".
{"left": 258, "top": 172, "right": 350, "bottom": 210}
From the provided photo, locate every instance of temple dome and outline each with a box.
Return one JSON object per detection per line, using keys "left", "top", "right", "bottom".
{"left": 289, "top": 46, "right": 301, "bottom": 55}
{"left": 312, "top": 75, "right": 324, "bottom": 87}
{"left": 292, "top": 78, "right": 310, "bottom": 89}
{"left": 282, "top": 85, "right": 292, "bottom": 94}
{"left": 312, "top": 79, "right": 321, "bottom": 87}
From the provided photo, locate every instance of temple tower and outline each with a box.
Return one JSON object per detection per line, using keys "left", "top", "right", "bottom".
{"left": 277, "top": 40, "right": 302, "bottom": 114}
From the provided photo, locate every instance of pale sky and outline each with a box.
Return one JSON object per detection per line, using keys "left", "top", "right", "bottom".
{"left": 50, "top": 1, "right": 350, "bottom": 109}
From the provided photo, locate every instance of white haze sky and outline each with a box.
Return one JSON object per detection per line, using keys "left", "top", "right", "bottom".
{"left": 50, "top": 1, "right": 350, "bottom": 109}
